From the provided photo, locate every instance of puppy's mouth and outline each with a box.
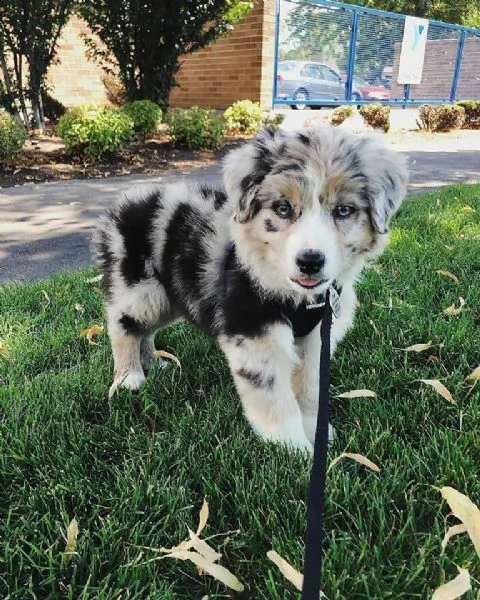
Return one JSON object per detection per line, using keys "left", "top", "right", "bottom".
{"left": 292, "top": 276, "right": 327, "bottom": 289}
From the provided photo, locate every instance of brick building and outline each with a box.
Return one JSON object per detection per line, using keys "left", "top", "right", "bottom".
{"left": 47, "top": 1, "right": 276, "bottom": 110}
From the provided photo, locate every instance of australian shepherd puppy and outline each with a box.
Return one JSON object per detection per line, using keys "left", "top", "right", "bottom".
{"left": 93, "top": 125, "right": 408, "bottom": 452}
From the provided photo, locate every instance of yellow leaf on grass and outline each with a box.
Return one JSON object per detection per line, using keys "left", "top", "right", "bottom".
{"left": 436, "top": 270, "right": 460, "bottom": 284}
{"left": 335, "top": 389, "right": 376, "bottom": 399}
{"left": 74, "top": 303, "right": 85, "bottom": 314}
{"left": 164, "top": 550, "right": 244, "bottom": 591}
{"left": 86, "top": 274, "right": 103, "bottom": 283}
{"left": 80, "top": 325, "right": 104, "bottom": 345}
{"left": 441, "top": 523, "right": 468, "bottom": 551}
{"left": 328, "top": 452, "right": 381, "bottom": 473}
{"left": 196, "top": 497, "right": 209, "bottom": 536}
{"left": 187, "top": 528, "right": 222, "bottom": 564}
{"left": 153, "top": 350, "right": 181, "bottom": 368}
{"left": 404, "top": 341, "right": 432, "bottom": 352}
{"left": 432, "top": 568, "right": 471, "bottom": 600}
{"left": 443, "top": 297, "right": 466, "bottom": 317}
{"left": 420, "top": 380, "right": 456, "bottom": 405}
{"left": 267, "top": 550, "right": 303, "bottom": 591}
{"left": 42, "top": 290, "right": 51, "bottom": 307}
{"left": 64, "top": 518, "right": 79, "bottom": 557}
{"left": 466, "top": 365, "right": 480, "bottom": 381}
{"left": 440, "top": 487, "right": 480, "bottom": 554}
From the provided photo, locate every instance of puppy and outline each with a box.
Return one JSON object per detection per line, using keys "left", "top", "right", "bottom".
{"left": 93, "top": 125, "right": 408, "bottom": 452}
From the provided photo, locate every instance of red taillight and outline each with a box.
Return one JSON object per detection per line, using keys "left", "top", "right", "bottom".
{"left": 277, "top": 74, "right": 284, "bottom": 82}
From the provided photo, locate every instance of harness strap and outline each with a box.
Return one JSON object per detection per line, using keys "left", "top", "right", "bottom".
{"left": 301, "top": 288, "right": 333, "bottom": 599}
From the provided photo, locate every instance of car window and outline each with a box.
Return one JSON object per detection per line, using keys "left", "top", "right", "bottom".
{"left": 278, "top": 62, "right": 296, "bottom": 72}
{"left": 300, "top": 64, "right": 318, "bottom": 78}
{"left": 319, "top": 66, "right": 340, "bottom": 82}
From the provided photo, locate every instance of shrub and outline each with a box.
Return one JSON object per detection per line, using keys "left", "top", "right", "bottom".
{"left": 223, "top": 99, "right": 263, "bottom": 135}
{"left": 417, "top": 104, "right": 465, "bottom": 132}
{"left": 262, "top": 111, "right": 285, "bottom": 128}
{"left": 101, "top": 73, "right": 127, "bottom": 107}
{"left": 56, "top": 105, "right": 134, "bottom": 158}
{"left": 167, "top": 106, "right": 224, "bottom": 150}
{"left": 456, "top": 100, "right": 480, "bottom": 129}
{"left": 42, "top": 93, "right": 66, "bottom": 121}
{"left": 122, "top": 100, "right": 162, "bottom": 140}
{"left": 0, "top": 111, "right": 27, "bottom": 162}
{"left": 359, "top": 103, "right": 390, "bottom": 132}
{"left": 330, "top": 105, "right": 354, "bottom": 126}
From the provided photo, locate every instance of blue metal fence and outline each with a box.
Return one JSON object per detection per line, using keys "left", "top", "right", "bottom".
{"left": 273, "top": 0, "right": 480, "bottom": 108}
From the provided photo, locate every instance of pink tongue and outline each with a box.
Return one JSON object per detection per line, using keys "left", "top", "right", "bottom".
{"left": 297, "top": 277, "right": 318, "bottom": 287}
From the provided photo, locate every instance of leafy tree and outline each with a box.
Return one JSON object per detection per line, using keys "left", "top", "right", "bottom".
{"left": 77, "top": 0, "right": 256, "bottom": 111}
{"left": 0, "top": 0, "right": 75, "bottom": 131}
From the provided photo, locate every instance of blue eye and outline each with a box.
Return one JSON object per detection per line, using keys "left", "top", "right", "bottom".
{"left": 273, "top": 201, "right": 293, "bottom": 219}
{"left": 333, "top": 205, "right": 356, "bottom": 219}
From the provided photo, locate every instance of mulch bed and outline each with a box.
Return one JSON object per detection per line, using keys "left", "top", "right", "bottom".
{"left": 0, "top": 132, "right": 244, "bottom": 188}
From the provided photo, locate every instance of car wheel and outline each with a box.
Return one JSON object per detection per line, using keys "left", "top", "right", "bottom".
{"left": 291, "top": 89, "right": 309, "bottom": 110}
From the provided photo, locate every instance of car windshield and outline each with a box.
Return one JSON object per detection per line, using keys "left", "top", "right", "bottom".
{"left": 278, "top": 62, "right": 297, "bottom": 72}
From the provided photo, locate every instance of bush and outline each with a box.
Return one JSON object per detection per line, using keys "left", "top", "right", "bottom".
{"left": 456, "top": 100, "right": 480, "bottom": 129}
{"left": 0, "top": 111, "right": 27, "bottom": 162}
{"left": 122, "top": 100, "right": 162, "bottom": 140}
{"left": 263, "top": 111, "right": 285, "bottom": 128}
{"left": 42, "top": 93, "right": 66, "bottom": 121}
{"left": 56, "top": 105, "right": 134, "bottom": 158}
{"left": 167, "top": 106, "right": 224, "bottom": 150}
{"left": 417, "top": 104, "right": 465, "bottom": 132}
{"left": 330, "top": 105, "right": 354, "bottom": 126}
{"left": 223, "top": 99, "right": 263, "bottom": 135}
{"left": 359, "top": 103, "right": 390, "bottom": 132}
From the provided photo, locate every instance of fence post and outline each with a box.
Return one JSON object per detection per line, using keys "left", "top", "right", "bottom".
{"left": 271, "top": 0, "right": 282, "bottom": 109}
{"left": 450, "top": 30, "right": 466, "bottom": 102}
{"left": 345, "top": 10, "right": 359, "bottom": 102}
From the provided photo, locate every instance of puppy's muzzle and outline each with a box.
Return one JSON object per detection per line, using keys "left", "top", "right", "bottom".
{"left": 296, "top": 250, "right": 325, "bottom": 276}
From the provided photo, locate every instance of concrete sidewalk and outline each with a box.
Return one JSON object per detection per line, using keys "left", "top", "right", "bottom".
{"left": 1, "top": 135, "right": 480, "bottom": 283}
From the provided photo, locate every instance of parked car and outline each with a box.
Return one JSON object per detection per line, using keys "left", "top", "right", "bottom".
{"left": 353, "top": 77, "right": 390, "bottom": 100}
{"left": 276, "top": 60, "right": 390, "bottom": 108}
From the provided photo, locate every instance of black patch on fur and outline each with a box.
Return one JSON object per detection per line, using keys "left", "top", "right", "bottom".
{"left": 199, "top": 184, "right": 227, "bottom": 210}
{"left": 119, "top": 314, "right": 145, "bottom": 335}
{"left": 237, "top": 368, "right": 275, "bottom": 389}
{"left": 297, "top": 132, "right": 311, "bottom": 147}
{"left": 94, "top": 229, "right": 115, "bottom": 297}
{"left": 264, "top": 218, "right": 278, "bottom": 232}
{"left": 213, "top": 190, "right": 227, "bottom": 210}
{"left": 114, "top": 191, "right": 163, "bottom": 286}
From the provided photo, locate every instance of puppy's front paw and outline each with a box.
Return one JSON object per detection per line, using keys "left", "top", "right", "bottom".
{"left": 109, "top": 370, "right": 146, "bottom": 398}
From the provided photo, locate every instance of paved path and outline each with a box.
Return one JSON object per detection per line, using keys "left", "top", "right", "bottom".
{"left": 1, "top": 137, "right": 480, "bottom": 283}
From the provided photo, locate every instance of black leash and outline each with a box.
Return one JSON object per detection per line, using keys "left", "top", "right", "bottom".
{"left": 301, "top": 288, "right": 333, "bottom": 599}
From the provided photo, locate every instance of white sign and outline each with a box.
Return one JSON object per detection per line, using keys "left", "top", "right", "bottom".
{"left": 397, "top": 16, "right": 429, "bottom": 85}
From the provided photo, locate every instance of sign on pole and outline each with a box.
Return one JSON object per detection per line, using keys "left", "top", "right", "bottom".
{"left": 397, "top": 16, "right": 429, "bottom": 84}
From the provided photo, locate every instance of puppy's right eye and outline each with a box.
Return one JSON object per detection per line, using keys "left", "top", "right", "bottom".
{"left": 273, "top": 201, "right": 293, "bottom": 219}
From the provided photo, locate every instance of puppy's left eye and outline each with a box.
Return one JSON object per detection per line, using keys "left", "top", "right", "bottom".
{"left": 273, "top": 201, "right": 293, "bottom": 219}
{"left": 333, "top": 205, "right": 356, "bottom": 220}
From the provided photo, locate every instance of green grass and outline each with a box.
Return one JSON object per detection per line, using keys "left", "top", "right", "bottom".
{"left": 1, "top": 184, "right": 479, "bottom": 599}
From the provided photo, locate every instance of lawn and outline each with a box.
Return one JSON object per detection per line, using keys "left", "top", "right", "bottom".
{"left": 0, "top": 184, "right": 479, "bottom": 599}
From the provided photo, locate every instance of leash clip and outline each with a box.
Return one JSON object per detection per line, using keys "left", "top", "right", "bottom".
{"left": 328, "top": 285, "right": 341, "bottom": 319}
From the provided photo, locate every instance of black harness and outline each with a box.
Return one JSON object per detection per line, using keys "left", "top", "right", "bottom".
{"left": 283, "top": 283, "right": 341, "bottom": 338}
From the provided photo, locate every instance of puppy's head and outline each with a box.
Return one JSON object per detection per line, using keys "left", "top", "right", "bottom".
{"left": 223, "top": 126, "right": 408, "bottom": 296}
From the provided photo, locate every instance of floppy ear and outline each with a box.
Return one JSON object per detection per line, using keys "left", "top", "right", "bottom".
{"left": 222, "top": 127, "right": 284, "bottom": 223}
{"left": 360, "top": 137, "right": 409, "bottom": 233}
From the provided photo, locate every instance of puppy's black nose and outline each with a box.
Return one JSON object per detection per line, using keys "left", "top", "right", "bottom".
{"left": 296, "top": 250, "right": 325, "bottom": 275}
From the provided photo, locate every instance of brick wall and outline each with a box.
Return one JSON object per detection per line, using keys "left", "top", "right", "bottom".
{"left": 169, "top": 0, "right": 276, "bottom": 110}
{"left": 48, "top": 16, "right": 108, "bottom": 106}
{"left": 390, "top": 36, "right": 480, "bottom": 101}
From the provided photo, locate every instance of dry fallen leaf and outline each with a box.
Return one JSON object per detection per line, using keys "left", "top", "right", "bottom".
{"left": 64, "top": 518, "right": 79, "bottom": 558}
{"left": 440, "top": 486, "right": 480, "bottom": 554}
{"left": 267, "top": 550, "right": 304, "bottom": 591}
{"left": 80, "top": 325, "right": 104, "bottom": 345}
{"left": 153, "top": 349, "right": 181, "bottom": 368}
{"left": 441, "top": 523, "right": 468, "bottom": 551}
{"left": 187, "top": 528, "right": 222, "bottom": 564}
{"left": 436, "top": 270, "right": 460, "bottom": 284}
{"left": 86, "top": 274, "right": 103, "bottom": 283}
{"left": 197, "top": 496, "right": 209, "bottom": 536}
{"left": 420, "top": 379, "right": 456, "bottom": 405}
{"left": 431, "top": 568, "right": 471, "bottom": 600}
{"left": 335, "top": 389, "right": 376, "bottom": 399}
{"left": 404, "top": 341, "right": 432, "bottom": 352}
{"left": 466, "top": 365, "right": 480, "bottom": 381}
{"left": 42, "top": 289, "right": 51, "bottom": 307}
{"left": 328, "top": 452, "right": 381, "bottom": 473}
{"left": 74, "top": 303, "right": 85, "bottom": 314}
{"left": 443, "top": 298, "right": 466, "bottom": 317}
{"left": 163, "top": 550, "right": 244, "bottom": 591}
